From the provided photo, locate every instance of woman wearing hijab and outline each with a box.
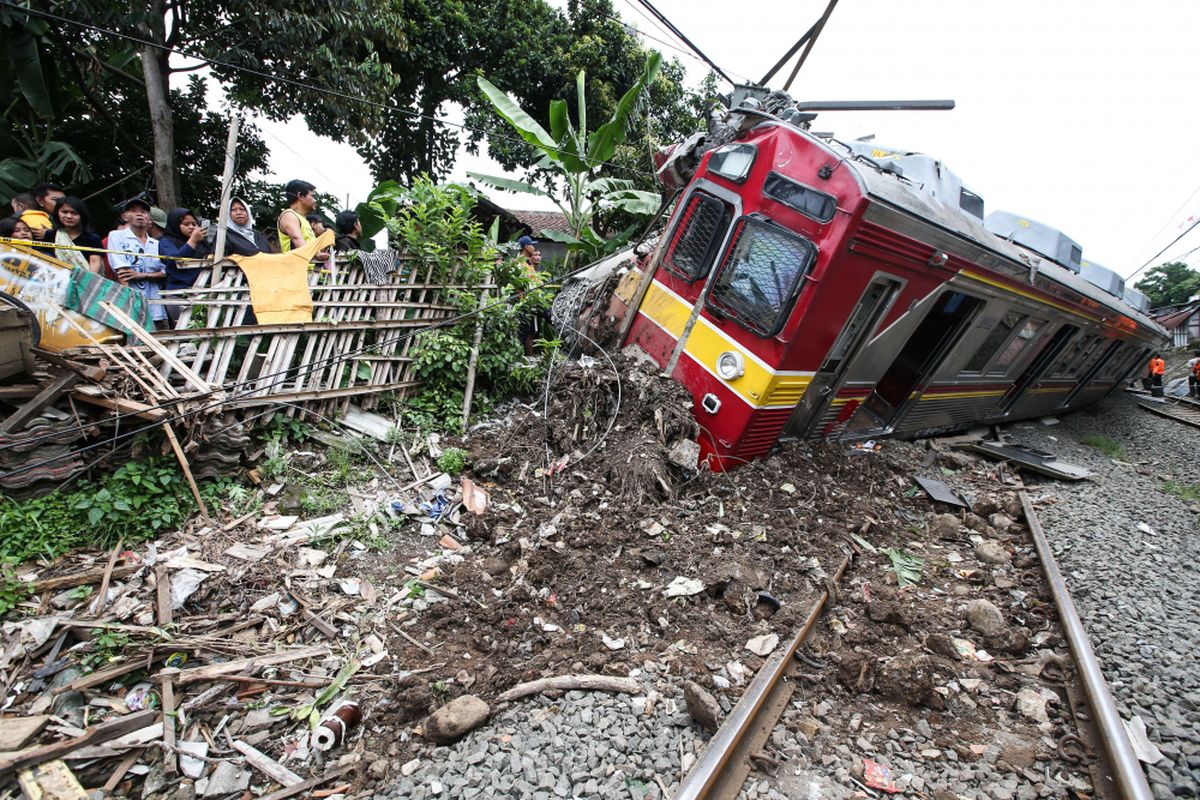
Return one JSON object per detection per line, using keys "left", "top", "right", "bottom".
{"left": 51, "top": 196, "right": 104, "bottom": 272}
{"left": 226, "top": 197, "right": 271, "bottom": 255}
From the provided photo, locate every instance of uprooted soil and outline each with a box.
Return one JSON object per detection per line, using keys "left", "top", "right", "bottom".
{"left": 0, "top": 353, "right": 1091, "bottom": 797}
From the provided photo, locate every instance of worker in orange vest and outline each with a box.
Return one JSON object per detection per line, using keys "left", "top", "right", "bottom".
{"left": 1187, "top": 350, "right": 1200, "bottom": 398}
{"left": 1148, "top": 353, "right": 1166, "bottom": 397}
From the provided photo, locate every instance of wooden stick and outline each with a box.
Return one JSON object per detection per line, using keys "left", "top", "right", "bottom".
{"left": 495, "top": 674, "right": 641, "bottom": 703}
{"left": 52, "top": 658, "right": 147, "bottom": 695}
{"left": 388, "top": 623, "right": 437, "bottom": 657}
{"left": 231, "top": 739, "right": 302, "bottom": 787}
{"left": 101, "top": 748, "right": 143, "bottom": 794}
{"left": 163, "top": 423, "right": 212, "bottom": 526}
{"left": 91, "top": 539, "right": 124, "bottom": 617}
{"left": 17, "top": 759, "right": 88, "bottom": 800}
{"left": 255, "top": 766, "right": 353, "bottom": 800}
{"left": 461, "top": 283, "right": 489, "bottom": 430}
{"left": 221, "top": 508, "right": 258, "bottom": 532}
{"left": 0, "top": 710, "right": 157, "bottom": 776}
{"left": 218, "top": 675, "right": 326, "bottom": 689}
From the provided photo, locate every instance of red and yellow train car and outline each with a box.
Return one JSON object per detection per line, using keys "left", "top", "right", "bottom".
{"left": 599, "top": 104, "right": 1165, "bottom": 470}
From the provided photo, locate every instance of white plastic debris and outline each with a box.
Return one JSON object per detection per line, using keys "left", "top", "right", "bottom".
{"left": 1124, "top": 715, "right": 1165, "bottom": 764}
{"left": 745, "top": 633, "right": 780, "bottom": 657}
{"left": 1136, "top": 522, "right": 1157, "bottom": 536}
{"left": 663, "top": 577, "right": 705, "bottom": 597}
{"left": 170, "top": 568, "right": 208, "bottom": 610}
{"left": 601, "top": 633, "right": 626, "bottom": 651}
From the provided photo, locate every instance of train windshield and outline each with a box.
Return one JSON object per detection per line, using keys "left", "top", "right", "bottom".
{"left": 708, "top": 216, "right": 816, "bottom": 336}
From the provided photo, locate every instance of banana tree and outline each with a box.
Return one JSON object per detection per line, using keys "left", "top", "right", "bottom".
{"left": 470, "top": 51, "right": 663, "bottom": 262}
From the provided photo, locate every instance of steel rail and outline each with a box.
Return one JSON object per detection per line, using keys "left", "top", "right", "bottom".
{"left": 672, "top": 555, "right": 851, "bottom": 800}
{"left": 1018, "top": 490, "right": 1153, "bottom": 800}
{"left": 1135, "top": 398, "right": 1200, "bottom": 430}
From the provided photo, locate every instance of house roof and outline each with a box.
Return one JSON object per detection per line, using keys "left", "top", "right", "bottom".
{"left": 1154, "top": 305, "right": 1200, "bottom": 330}
{"left": 509, "top": 209, "right": 571, "bottom": 236}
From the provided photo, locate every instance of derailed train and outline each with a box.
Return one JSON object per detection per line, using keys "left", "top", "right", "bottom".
{"left": 571, "top": 90, "right": 1167, "bottom": 470}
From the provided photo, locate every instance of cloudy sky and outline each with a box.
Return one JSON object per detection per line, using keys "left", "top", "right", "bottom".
{"left": 257, "top": 0, "right": 1200, "bottom": 283}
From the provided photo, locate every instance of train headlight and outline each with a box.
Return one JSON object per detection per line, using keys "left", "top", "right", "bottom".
{"left": 716, "top": 351, "right": 745, "bottom": 380}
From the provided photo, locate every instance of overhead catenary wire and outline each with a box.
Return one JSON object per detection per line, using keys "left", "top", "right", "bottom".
{"left": 1126, "top": 216, "right": 1200, "bottom": 284}
{"left": 0, "top": 0, "right": 660, "bottom": 186}
{"left": 628, "top": 0, "right": 736, "bottom": 87}
{"left": 1123, "top": 181, "right": 1200, "bottom": 281}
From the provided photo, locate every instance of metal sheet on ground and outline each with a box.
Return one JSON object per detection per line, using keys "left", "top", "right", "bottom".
{"left": 962, "top": 441, "right": 1092, "bottom": 481}
{"left": 914, "top": 476, "right": 968, "bottom": 507}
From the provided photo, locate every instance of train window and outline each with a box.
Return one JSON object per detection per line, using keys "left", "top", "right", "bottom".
{"left": 662, "top": 191, "right": 732, "bottom": 282}
{"left": 707, "top": 144, "right": 757, "bottom": 183}
{"left": 763, "top": 173, "right": 837, "bottom": 223}
{"left": 1066, "top": 335, "right": 1103, "bottom": 376}
{"left": 707, "top": 216, "right": 817, "bottom": 337}
{"left": 992, "top": 319, "right": 1045, "bottom": 373}
{"left": 963, "top": 311, "right": 1024, "bottom": 373}
{"left": 1049, "top": 333, "right": 1090, "bottom": 377}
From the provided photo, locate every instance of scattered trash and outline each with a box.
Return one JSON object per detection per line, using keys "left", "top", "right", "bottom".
{"left": 862, "top": 758, "right": 902, "bottom": 793}
{"left": 1136, "top": 522, "right": 1157, "bottom": 536}
{"left": 914, "top": 476, "right": 968, "bottom": 508}
{"left": 312, "top": 701, "right": 363, "bottom": 751}
{"left": 1124, "top": 715, "right": 1165, "bottom": 765}
{"left": 601, "top": 633, "right": 626, "bottom": 651}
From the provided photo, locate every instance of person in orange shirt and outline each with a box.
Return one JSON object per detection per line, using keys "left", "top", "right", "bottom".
{"left": 1148, "top": 353, "right": 1166, "bottom": 397}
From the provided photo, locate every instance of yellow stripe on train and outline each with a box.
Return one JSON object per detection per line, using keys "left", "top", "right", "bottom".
{"left": 637, "top": 279, "right": 812, "bottom": 408}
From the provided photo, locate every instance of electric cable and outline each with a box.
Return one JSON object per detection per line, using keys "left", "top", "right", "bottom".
{"left": 1126, "top": 216, "right": 1200, "bottom": 284}
{"left": 1, "top": 0, "right": 659, "bottom": 185}
{"left": 629, "top": 0, "right": 735, "bottom": 86}
{"left": 1123, "top": 181, "right": 1200, "bottom": 281}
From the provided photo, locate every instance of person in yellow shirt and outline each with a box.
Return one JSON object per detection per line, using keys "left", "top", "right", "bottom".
{"left": 276, "top": 179, "right": 329, "bottom": 263}
{"left": 10, "top": 192, "right": 53, "bottom": 240}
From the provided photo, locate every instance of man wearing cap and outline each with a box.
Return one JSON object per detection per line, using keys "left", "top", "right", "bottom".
{"left": 149, "top": 207, "right": 169, "bottom": 239}
{"left": 107, "top": 198, "right": 168, "bottom": 329}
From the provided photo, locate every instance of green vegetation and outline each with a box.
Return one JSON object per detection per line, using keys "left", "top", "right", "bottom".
{"left": 472, "top": 52, "right": 664, "bottom": 263}
{"left": 1163, "top": 481, "right": 1200, "bottom": 503}
{"left": 436, "top": 447, "right": 469, "bottom": 475}
{"left": 1078, "top": 433, "right": 1127, "bottom": 460}
{"left": 1134, "top": 262, "right": 1200, "bottom": 308}
{"left": 0, "top": 458, "right": 260, "bottom": 566}
{"left": 0, "top": 563, "right": 31, "bottom": 615}
{"left": 881, "top": 548, "right": 924, "bottom": 588}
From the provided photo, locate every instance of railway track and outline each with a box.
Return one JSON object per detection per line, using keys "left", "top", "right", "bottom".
{"left": 673, "top": 491, "right": 1154, "bottom": 800}
{"left": 1135, "top": 394, "right": 1200, "bottom": 430}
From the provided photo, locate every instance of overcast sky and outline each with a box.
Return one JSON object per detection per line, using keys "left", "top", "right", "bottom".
{"left": 255, "top": 0, "right": 1200, "bottom": 283}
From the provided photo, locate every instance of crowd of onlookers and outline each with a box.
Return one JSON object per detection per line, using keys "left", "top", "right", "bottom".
{"left": 2, "top": 179, "right": 364, "bottom": 329}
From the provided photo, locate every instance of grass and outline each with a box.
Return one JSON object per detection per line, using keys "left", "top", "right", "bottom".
{"left": 1163, "top": 481, "right": 1200, "bottom": 503}
{"left": 1078, "top": 433, "right": 1127, "bottom": 460}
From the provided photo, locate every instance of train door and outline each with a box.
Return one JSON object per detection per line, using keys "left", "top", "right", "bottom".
{"left": 782, "top": 275, "right": 903, "bottom": 438}
{"left": 1059, "top": 339, "right": 1123, "bottom": 408}
{"left": 846, "top": 290, "right": 984, "bottom": 436}
{"left": 990, "top": 323, "right": 1078, "bottom": 417}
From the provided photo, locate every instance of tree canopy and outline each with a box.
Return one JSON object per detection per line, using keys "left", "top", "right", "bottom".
{"left": 2, "top": 0, "right": 714, "bottom": 223}
{"left": 1134, "top": 262, "right": 1200, "bottom": 308}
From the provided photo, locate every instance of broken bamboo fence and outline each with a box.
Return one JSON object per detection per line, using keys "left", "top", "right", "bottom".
{"left": 145, "top": 251, "right": 486, "bottom": 420}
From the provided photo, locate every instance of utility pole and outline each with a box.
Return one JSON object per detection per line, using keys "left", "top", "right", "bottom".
{"left": 211, "top": 112, "right": 241, "bottom": 284}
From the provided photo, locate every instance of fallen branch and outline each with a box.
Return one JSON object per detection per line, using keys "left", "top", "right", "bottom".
{"left": 0, "top": 710, "right": 157, "bottom": 777}
{"left": 495, "top": 674, "right": 641, "bottom": 703}
{"left": 159, "top": 646, "right": 328, "bottom": 686}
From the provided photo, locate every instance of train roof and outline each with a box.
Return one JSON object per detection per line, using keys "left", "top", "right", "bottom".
{"left": 785, "top": 128, "right": 1166, "bottom": 339}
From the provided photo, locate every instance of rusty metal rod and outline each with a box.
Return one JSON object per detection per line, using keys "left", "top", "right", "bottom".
{"left": 673, "top": 554, "right": 851, "bottom": 800}
{"left": 1018, "top": 490, "right": 1153, "bottom": 800}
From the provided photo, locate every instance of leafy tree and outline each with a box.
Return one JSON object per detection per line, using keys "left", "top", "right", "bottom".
{"left": 1135, "top": 262, "right": 1200, "bottom": 308}
{"left": 3, "top": 0, "right": 403, "bottom": 208}
{"left": 0, "top": 6, "right": 269, "bottom": 226}
{"left": 470, "top": 51, "right": 664, "bottom": 262}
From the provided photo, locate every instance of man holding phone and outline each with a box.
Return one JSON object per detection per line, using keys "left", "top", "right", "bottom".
{"left": 107, "top": 197, "right": 168, "bottom": 329}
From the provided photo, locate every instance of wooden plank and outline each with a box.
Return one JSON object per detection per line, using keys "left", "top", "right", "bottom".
{"left": 69, "top": 389, "right": 168, "bottom": 422}
{"left": 221, "top": 380, "right": 421, "bottom": 408}
{"left": 0, "top": 709, "right": 157, "bottom": 776}
{"left": 0, "top": 372, "right": 80, "bottom": 434}
{"left": 158, "top": 645, "right": 328, "bottom": 686}
{"left": 0, "top": 715, "right": 49, "bottom": 750}
{"left": 99, "top": 302, "right": 212, "bottom": 394}
{"left": 160, "top": 677, "right": 176, "bottom": 774}
{"left": 17, "top": 759, "right": 88, "bottom": 800}
{"left": 231, "top": 739, "right": 302, "bottom": 787}
{"left": 30, "top": 565, "right": 138, "bottom": 594}
{"left": 100, "top": 748, "right": 143, "bottom": 794}
{"left": 155, "top": 564, "right": 172, "bottom": 627}
{"left": 52, "top": 659, "right": 146, "bottom": 696}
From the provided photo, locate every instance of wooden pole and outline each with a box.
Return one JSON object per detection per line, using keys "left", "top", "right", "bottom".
{"left": 211, "top": 112, "right": 241, "bottom": 284}
{"left": 461, "top": 283, "right": 491, "bottom": 430}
